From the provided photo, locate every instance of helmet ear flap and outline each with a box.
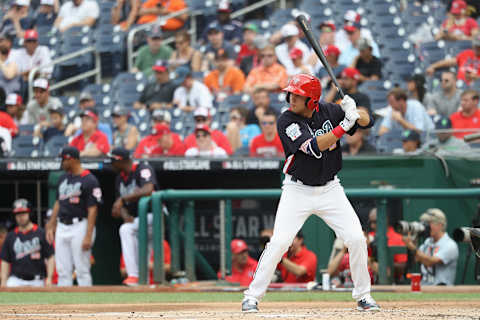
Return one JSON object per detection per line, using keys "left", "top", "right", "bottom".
{"left": 286, "top": 92, "right": 290, "bottom": 103}
{"left": 308, "top": 99, "right": 318, "bottom": 111}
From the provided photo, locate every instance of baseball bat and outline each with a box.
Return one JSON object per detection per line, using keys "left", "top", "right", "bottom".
{"left": 295, "top": 14, "right": 345, "bottom": 98}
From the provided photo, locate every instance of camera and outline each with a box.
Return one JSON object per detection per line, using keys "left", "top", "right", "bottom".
{"left": 453, "top": 227, "right": 476, "bottom": 243}
{"left": 394, "top": 220, "right": 431, "bottom": 238}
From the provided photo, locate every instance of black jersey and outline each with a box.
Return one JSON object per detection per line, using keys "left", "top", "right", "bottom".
{"left": 115, "top": 162, "right": 158, "bottom": 217}
{"left": 277, "top": 101, "right": 374, "bottom": 186}
{"left": 57, "top": 170, "right": 102, "bottom": 219}
{"left": 0, "top": 225, "right": 54, "bottom": 280}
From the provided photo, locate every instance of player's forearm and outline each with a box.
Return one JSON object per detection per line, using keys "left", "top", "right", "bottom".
{"left": 48, "top": 201, "right": 59, "bottom": 228}
{"left": 356, "top": 109, "right": 370, "bottom": 127}
{"left": 281, "top": 257, "right": 307, "bottom": 277}
{"left": 121, "top": 183, "right": 154, "bottom": 203}
{"left": 46, "top": 256, "right": 55, "bottom": 280}
{"left": 0, "top": 261, "right": 9, "bottom": 285}
{"left": 86, "top": 206, "right": 98, "bottom": 238}
{"left": 315, "top": 132, "right": 339, "bottom": 151}
{"left": 396, "top": 117, "right": 417, "bottom": 131}
{"left": 415, "top": 250, "right": 441, "bottom": 268}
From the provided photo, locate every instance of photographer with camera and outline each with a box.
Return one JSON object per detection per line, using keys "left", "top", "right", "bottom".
{"left": 402, "top": 208, "right": 459, "bottom": 285}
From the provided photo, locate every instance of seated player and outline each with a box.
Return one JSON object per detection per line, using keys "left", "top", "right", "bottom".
{"left": 277, "top": 232, "right": 317, "bottom": 283}
{"left": 218, "top": 239, "right": 258, "bottom": 286}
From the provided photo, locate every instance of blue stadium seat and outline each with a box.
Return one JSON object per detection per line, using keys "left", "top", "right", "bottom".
{"left": 10, "top": 136, "right": 43, "bottom": 158}
{"left": 43, "top": 135, "right": 69, "bottom": 157}
{"left": 444, "top": 40, "right": 472, "bottom": 56}
{"left": 98, "top": 1, "right": 116, "bottom": 25}
{"left": 17, "top": 124, "right": 35, "bottom": 136}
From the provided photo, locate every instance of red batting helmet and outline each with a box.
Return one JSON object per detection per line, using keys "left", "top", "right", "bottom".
{"left": 283, "top": 74, "right": 322, "bottom": 111}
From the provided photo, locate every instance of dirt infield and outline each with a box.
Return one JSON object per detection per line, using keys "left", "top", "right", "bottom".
{"left": 0, "top": 301, "right": 479, "bottom": 320}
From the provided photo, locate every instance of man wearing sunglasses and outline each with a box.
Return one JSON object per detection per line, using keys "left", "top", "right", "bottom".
{"left": 249, "top": 109, "right": 283, "bottom": 157}
{"left": 185, "top": 124, "right": 228, "bottom": 158}
{"left": 425, "top": 70, "right": 462, "bottom": 117}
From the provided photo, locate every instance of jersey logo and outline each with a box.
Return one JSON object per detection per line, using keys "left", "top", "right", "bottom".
{"left": 13, "top": 237, "right": 41, "bottom": 260}
{"left": 93, "top": 187, "right": 102, "bottom": 202}
{"left": 58, "top": 180, "right": 82, "bottom": 200}
{"left": 120, "top": 180, "right": 138, "bottom": 197}
{"left": 314, "top": 120, "right": 334, "bottom": 136}
{"left": 286, "top": 123, "right": 302, "bottom": 141}
{"left": 140, "top": 168, "right": 152, "bottom": 180}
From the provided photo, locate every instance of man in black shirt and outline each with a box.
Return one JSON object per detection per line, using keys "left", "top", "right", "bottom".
{"left": 34, "top": 104, "right": 66, "bottom": 143}
{"left": 110, "top": 147, "right": 158, "bottom": 286}
{"left": 1, "top": 199, "right": 54, "bottom": 287}
{"left": 242, "top": 74, "right": 379, "bottom": 313}
{"left": 352, "top": 38, "right": 382, "bottom": 82}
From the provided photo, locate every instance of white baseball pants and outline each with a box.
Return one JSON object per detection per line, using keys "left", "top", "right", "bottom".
{"left": 6, "top": 275, "right": 44, "bottom": 287}
{"left": 119, "top": 213, "right": 153, "bottom": 278}
{"left": 55, "top": 219, "right": 96, "bottom": 286}
{"left": 245, "top": 175, "right": 371, "bottom": 301}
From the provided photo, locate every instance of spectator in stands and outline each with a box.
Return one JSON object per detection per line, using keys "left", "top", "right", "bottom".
{"left": 204, "top": 48, "right": 245, "bottom": 101}
{"left": 169, "top": 30, "right": 202, "bottom": 72}
{"left": 425, "top": 70, "right": 462, "bottom": 117}
{"left": 33, "top": 104, "right": 66, "bottom": 143}
{"left": 315, "top": 45, "right": 345, "bottom": 89}
{"left": 328, "top": 245, "right": 374, "bottom": 287}
{"left": 111, "top": 105, "right": 139, "bottom": 151}
{"left": 378, "top": 88, "right": 434, "bottom": 136}
{"left": 23, "top": 78, "right": 61, "bottom": 125}
{"left": 203, "top": 0, "right": 243, "bottom": 45}
{"left": 406, "top": 74, "right": 427, "bottom": 105}
{"left": 435, "top": 0, "right": 478, "bottom": 41}
{"left": 250, "top": 110, "right": 283, "bottom": 158}
{"left": 13, "top": 29, "right": 53, "bottom": 81}
{"left": 342, "top": 128, "right": 375, "bottom": 156}
{"left": 203, "top": 22, "right": 237, "bottom": 71}
{"left": 325, "top": 68, "right": 371, "bottom": 112}
{"left": 239, "top": 35, "right": 268, "bottom": 77}
{"left": 425, "top": 116, "right": 470, "bottom": 155}
{"left": 69, "top": 109, "right": 110, "bottom": 157}
{"left": 246, "top": 87, "right": 278, "bottom": 125}
{"left": 185, "top": 124, "right": 228, "bottom": 158}
{"left": 236, "top": 23, "right": 259, "bottom": 68}
{"left": 244, "top": 45, "right": 288, "bottom": 94}
{"left": 0, "top": 102, "right": 18, "bottom": 138}
{"left": 400, "top": 130, "right": 422, "bottom": 154}
{"left": 0, "top": 29, "right": 21, "bottom": 94}
{"left": 0, "top": 0, "right": 35, "bottom": 39}
{"left": 225, "top": 106, "right": 260, "bottom": 153}
{"left": 450, "top": 89, "right": 480, "bottom": 138}
{"left": 335, "top": 10, "right": 377, "bottom": 54}
{"left": 65, "top": 91, "right": 112, "bottom": 144}
{"left": 426, "top": 34, "right": 480, "bottom": 85}
{"left": 218, "top": 239, "right": 257, "bottom": 286}
{"left": 137, "top": 0, "right": 187, "bottom": 31}
{"left": 4, "top": 93, "right": 22, "bottom": 125}
{"left": 277, "top": 232, "right": 317, "bottom": 283}
{"left": 172, "top": 67, "right": 213, "bottom": 113}
{"left": 54, "top": 0, "right": 99, "bottom": 33}
{"left": 351, "top": 38, "right": 382, "bottom": 81}
{"left": 289, "top": 48, "right": 313, "bottom": 76}
{"left": 275, "top": 24, "right": 310, "bottom": 76}
{"left": 111, "top": 0, "right": 140, "bottom": 31}
{"left": 132, "top": 27, "right": 173, "bottom": 78}
{"left": 35, "top": 0, "right": 58, "bottom": 28}
{"left": 134, "top": 122, "right": 185, "bottom": 158}
{"left": 134, "top": 60, "right": 176, "bottom": 110}
{"left": 318, "top": 20, "right": 336, "bottom": 48}
{"left": 184, "top": 107, "right": 232, "bottom": 155}
{"left": 402, "top": 208, "right": 459, "bottom": 285}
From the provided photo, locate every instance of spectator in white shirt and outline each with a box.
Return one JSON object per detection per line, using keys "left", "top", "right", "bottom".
{"left": 185, "top": 124, "right": 228, "bottom": 158}
{"left": 11, "top": 29, "right": 53, "bottom": 80}
{"left": 274, "top": 24, "right": 309, "bottom": 76}
{"left": 23, "top": 78, "right": 62, "bottom": 125}
{"left": 172, "top": 67, "right": 213, "bottom": 113}
{"left": 54, "top": 0, "right": 99, "bottom": 33}
{"left": 0, "top": 29, "right": 21, "bottom": 94}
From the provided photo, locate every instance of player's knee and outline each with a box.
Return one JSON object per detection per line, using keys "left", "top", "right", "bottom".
{"left": 268, "top": 236, "right": 292, "bottom": 253}
{"left": 119, "top": 223, "right": 131, "bottom": 236}
{"left": 344, "top": 232, "right": 366, "bottom": 248}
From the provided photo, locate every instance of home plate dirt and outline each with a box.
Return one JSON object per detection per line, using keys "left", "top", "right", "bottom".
{"left": 0, "top": 301, "right": 479, "bottom": 320}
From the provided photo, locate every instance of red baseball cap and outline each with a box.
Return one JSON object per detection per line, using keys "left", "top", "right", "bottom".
{"left": 450, "top": 0, "right": 466, "bottom": 14}
{"left": 344, "top": 21, "right": 361, "bottom": 33}
{"left": 318, "top": 20, "right": 336, "bottom": 32}
{"left": 341, "top": 67, "right": 361, "bottom": 80}
{"left": 289, "top": 47, "right": 303, "bottom": 60}
{"left": 195, "top": 124, "right": 211, "bottom": 134}
{"left": 324, "top": 45, "right": 340, "bottom": 57}
{"left": 81, "top": 110, "right": 99, "bottom": 122}
{"left": 153, "top": 123, "right": 170, "bottom": 136}
{"left": 231, "top": 239, "right": 248, "bottom": 254}
{"left": 24, "top": 29, "right": 38, "bottom": 41}
{"left": 152, "top": 60, "right": 168, "bottom": 72}
{"left": 6, "top": 93, "right": 22, "bottom": 106}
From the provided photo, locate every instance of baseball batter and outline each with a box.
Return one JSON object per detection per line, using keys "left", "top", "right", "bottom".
{"left": 242, "top": 74, "right": 380, "bottom": 312}
{"left": 46, "top": 146, "right": 102, "bottom": 286}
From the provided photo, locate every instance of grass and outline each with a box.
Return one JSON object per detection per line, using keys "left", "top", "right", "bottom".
{"left": 0, "top": 292, "right": 477, "bottom": 305}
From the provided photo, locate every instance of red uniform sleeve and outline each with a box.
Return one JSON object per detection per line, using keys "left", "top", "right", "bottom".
{"left": 93, "top": 131, "right": 110, "bottom": 154}
{"left": 249, "top": 136, "right": 259, "bottom": 156}
{"left": 69, "top": 135, "right": 83, "bottom": 151}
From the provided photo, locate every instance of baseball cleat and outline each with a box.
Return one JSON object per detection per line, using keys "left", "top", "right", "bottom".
{"left": 357, "top": 295, "right": 380, "bottom": 312}
{"left": 242, "top": 298, "right": 259, "bottom": 313}
{"left": 122, "top": 276, "right": 139, "bottom": 286}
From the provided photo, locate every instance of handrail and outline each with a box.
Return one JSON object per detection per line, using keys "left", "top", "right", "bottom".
{"left": 138, "top": 187, "right": 480, "bottom": 285}
{"left": 230, "top": 0, "right": 278, "bottom": 19}
{"left": 28, "top": 46, "right": 101, "bottom": 98}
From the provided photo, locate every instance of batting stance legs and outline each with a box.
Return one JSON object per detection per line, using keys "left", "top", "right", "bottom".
{"left": 244, "top": 176, "right": 370, "bottom": 302}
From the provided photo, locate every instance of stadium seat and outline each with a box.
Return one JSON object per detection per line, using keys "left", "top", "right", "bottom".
{"left": 43, "top": 135, "right": 69, "bottom": 157}
{"left": 10, "top": 136, "right": 43, "bottom": 158}
{"left": 94, "top": 27, "right": 125, "bottom": 77}
{"left": 17, "top": 124, "right": 35, "bottom": 136}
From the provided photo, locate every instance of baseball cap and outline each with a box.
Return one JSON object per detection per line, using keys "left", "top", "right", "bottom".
{"left": 195, "top": 124, "right": 211, "bottom": 134}
{"left": 109, "top": 147, "right": 131, "bottom": 161}
{"left": 81, "top": 109, "right": 99, "bottom": 122}
{"left": 33, "top": 78, "right": 49, "bottom": 90}
{"left": 344, "top": 10, "right": 361, "bottom": 23}
{"left": 12, "top": 199, "right": 30, "bottom": 214}
{"left": 344, "top": 21, "right": 361, "bottom": 33}
{"left": 152, "top": 60, "right": 168, "bottom": 72}
{"left": 215, "top": 48, "right": 229, "bottom": 59}
{"left": 357, "top": 38, "right": 371, "bottom": 51}
{"left": 318, "top": 20, "right": 336, "bottom": 32}
{"left": 15, "top": 0, "right": 30, "bottom": 6}
{"left": 217, "top": 0, "right": 231, "bottom": 12}
{"left": 231, "top": 239, "right": 248, "bottom": 254}
{"left": 152, "top": 109, "right": 171, "bottom": 122}
{"left": 401, "top": 130, "right": 420, "bottom": 142}
{"left": 207, "top": 22, "right": 222, "bottom": 34}
{"left": 450, "top": 0, "right": 466, "bottom": 14}
{"left": 40, "top": 0, "right": 54, "bottom": 5}
{"left": 420, "top": 208, "right": 447, "bottom": 225}
{"left": 243, "top": 23, "right": 259, "bottom": 33}
{"left": 153, "top": 123, "right": 170, "bottom": 136}
{"left": 48, "top": 104, "right": 64, "bottom": 115}
{"left": 193, "top": 107, "right": 211, "bottom": 119}
{"left": 112, "top": 105, "right": 129, "bottom": 117}
{"left": 289, "top": 47, "right": 303, "bottom": 60}
{"left": 324, "top": 45, "right": 341, "bottom": 57}
{"left": 434, "top": 116, "right": 452, "bottom": 130}
{"left": 341, "top": 67, "right": 361, "bottom": 80}
{"left": 472, "top": 34, "right": 480, "bottom": 47}
{"left": 281, "top": 24, "right": 299, "bottom": 38}
{"left": 149, "top": 26, "right": 163, "bottom": 38}
{"left": 24, "top": 29, "right": 38, "bottom": 41}
{"left": 79, "top": 91, "right": 93, "bottom": 102}
{"left": 175, "top": 66, "right": 191, "bottom": 84}
{"left": 60, "top": 146, "right": 80, "bottom": 160}
{"left": 5, "top": 93, "right": 22, "bottom": 106}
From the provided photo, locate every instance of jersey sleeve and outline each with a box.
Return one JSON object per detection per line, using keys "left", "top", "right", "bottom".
{"left": 137, "top": 163, "right": 157, "bottom": 188}
{"left": 277, "top": 115, "right": 314, "bottom": 155}
{"left": 84, "top": 175, "right": 102, "bottom": 207}
{"left": 0, "top": 233, "right": 13, "bottom": 263}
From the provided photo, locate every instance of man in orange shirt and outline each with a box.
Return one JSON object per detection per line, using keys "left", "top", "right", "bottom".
{"left": 218, "top": 239, "right": 258, "bottom": 286}
{"left": 450, "top": 89, "right": 480, "bottom": 138}
{"left": 69, "top": 110, "right": 110, "bottom": 157}
{"left": 277, "top": 232, "right": 317, "bottom": 283}
{"left": 244, "top": 45, "right": 288, "bottom": 94}
{"left": 250, "top": 110, "right": 284, "bottom": 157}
{"left": 137, "top": 0, "right": 187, "bottom": 31}
{"left": 204, "top": 48, "right": 245, "bottom": 99}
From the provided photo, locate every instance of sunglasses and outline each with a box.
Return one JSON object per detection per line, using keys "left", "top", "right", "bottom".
{"left": 261, "top": 121, "right": 275, "bottom": 125}
{"left": 260, "top": 54, "right": 275, "bottom": 58}
{"left": 195, "top": 133, "right": 208, "bottom": 138}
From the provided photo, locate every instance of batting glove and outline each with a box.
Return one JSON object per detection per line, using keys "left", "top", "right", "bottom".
{"left": 340, "top": 95, "right": 357, "bottom": 114}
{"left": 340, "top": 109, "right": 360, "bottom": 132}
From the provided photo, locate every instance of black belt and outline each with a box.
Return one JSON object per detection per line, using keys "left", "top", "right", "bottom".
{"left": 15, "top": 274, "right": 43, "bottom": 281}
{"left": 290, "top": 175, "right": 330, "bottom": 187}
{"left": 59, "top": 216, "right": 83, "bottom": 225}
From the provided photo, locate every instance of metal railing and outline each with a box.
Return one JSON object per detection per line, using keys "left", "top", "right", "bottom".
{"left": 138, "top": 188, "right": 480, "bottom": 285}
{"left": 28, "top": 46, "right": 101, "bottom": 98}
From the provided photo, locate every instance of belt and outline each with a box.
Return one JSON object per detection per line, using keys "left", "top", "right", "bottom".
{"left": 59, "top": 216, "right": 83, "bottom": 225}
{"left": 289, "top": 175, "right": 329, "bottom": 187}
{"left": 15, "top": 274, "right": 43, "bottom": 281}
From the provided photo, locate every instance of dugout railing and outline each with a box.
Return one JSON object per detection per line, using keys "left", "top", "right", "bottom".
{"left": 137, "top": 188, "right": 480, "bottom": 286}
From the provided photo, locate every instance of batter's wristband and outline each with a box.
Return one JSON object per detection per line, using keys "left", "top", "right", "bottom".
{"left": 332, "top": 125, "right": 346, "bottom": 138}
